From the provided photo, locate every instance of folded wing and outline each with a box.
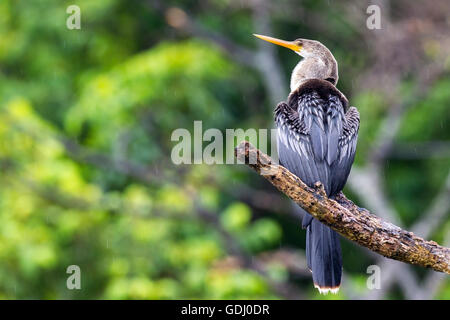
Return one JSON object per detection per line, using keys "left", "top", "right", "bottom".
{"left": 275, "top": 90, "right": 359, "bottom": 197}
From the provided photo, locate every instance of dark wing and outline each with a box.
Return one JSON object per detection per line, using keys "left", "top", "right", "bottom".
{"left": 276, "top": 92, "right": 330, "bottom": 196}
{"left": 275, "top": 91, "right": 360, "bottom": 197}
{"left": 330, "top": 106, "right": 359, "bottom": 195}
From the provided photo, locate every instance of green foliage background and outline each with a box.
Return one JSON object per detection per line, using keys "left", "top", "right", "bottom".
{"left": 0, "top": 0, "right": 448, "bottom": 299}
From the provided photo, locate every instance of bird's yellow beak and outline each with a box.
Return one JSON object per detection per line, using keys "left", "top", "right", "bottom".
{"left": 253, "top": 34, "right": 302, "bottom": 53}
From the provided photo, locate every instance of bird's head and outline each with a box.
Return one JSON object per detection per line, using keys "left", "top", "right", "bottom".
{"left": 254, "top": 34, "right": 338, "bottom": 91}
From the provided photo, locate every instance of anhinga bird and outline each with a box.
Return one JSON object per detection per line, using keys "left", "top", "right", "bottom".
{"left": 254, "top": 34, "right": 360, "bottom": 294}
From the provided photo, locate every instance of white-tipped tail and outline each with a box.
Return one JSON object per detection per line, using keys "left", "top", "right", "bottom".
{"left": 314, "top": 283, "right": 340, "bottom": 295}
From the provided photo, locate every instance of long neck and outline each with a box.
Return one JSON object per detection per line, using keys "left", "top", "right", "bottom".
{"left": 290, "top": 60, "right": 311, "bottom": 92}
{"left": 290, "top": 55, "right": 338, "bottom": 92}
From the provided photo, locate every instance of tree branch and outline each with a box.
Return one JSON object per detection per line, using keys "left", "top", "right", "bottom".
{"left": 234, "top": 141, "right": 450, "bottom": 274}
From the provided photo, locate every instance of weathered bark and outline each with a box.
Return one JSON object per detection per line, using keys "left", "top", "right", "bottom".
{"left": 234, "top": 141, "right": 450, "bottom": 274}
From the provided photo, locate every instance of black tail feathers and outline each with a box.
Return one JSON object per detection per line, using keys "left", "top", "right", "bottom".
{"left": 305, "top": 217, "right": 342, "bottom": 294}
